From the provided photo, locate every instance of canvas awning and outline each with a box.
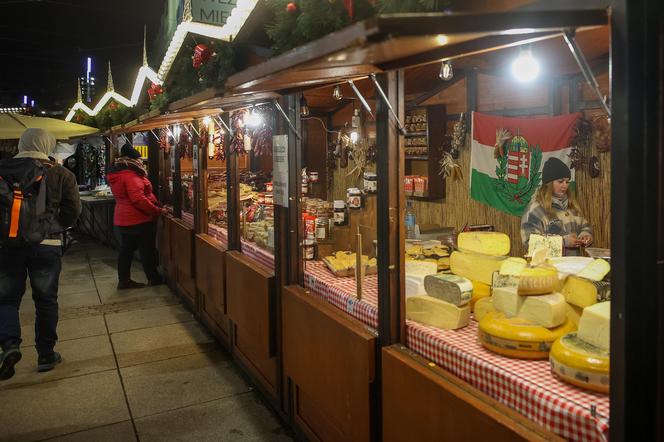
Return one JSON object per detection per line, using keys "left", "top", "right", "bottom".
{"left": 0, "top": 113, "right": 98, "bottom": 140}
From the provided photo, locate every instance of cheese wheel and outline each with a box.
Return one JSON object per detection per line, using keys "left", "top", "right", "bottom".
{"left": 450, "top": 251, "right": 505, "bottom": 286}
{"left": 499, "top": 257, "right": 527, "bottom": 276}
{"left": 424, "top": 273, "right": 473, "bottom": 306}
{"left": 406, "top": 295, "right": 470, "bottom": 330}
{"left": 457, "top": 231, "right": 510, "bottom": 256}
{"left": 550, "top": 333, "right": 610, "bottom": 393}
{"left": 479, "top": 311, "right": 576, "bottom": 359}
{"left": 562, "top": 276, "right": 611, "bottom": 308}
{"left": 470, "top": 281, "right": 491, "bottom": 311}
{"left": 517, "top": 266, "right": 558, "bottom": 295}
{"left": 473, "top": 297, "right": 495, "bottom": 321}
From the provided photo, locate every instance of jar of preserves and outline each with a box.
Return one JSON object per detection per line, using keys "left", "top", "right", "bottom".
{"left": 303, "top": 239, "right": 315, "bottom": 260}
{"left": 347, "top": 188, "right": 362, "bottom": 209}
{"left": 363, "top": 172, "right": 377, "bottom": 194}
{"left": 333, "top": 200, "right": 347, "bottom": 226}
{"left": 315, "top": 216, "right": 328, "bottom": 240}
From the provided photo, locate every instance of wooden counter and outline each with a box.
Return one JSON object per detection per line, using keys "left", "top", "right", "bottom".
{"left": 170, "top": 217, "right": 196, "bottom": 310}
{"left": 196, "top": 233, "right": 229, "bottom": 347}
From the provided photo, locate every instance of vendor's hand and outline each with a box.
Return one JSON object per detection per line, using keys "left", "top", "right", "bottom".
{"left": 578, "top": 234, "right": 593, "bottom": 246}
{"left": 564, "top": 234, "right": 582, "bottom": 248}
{"left": 161, "top": 207, "right": 169, "bottom": 216}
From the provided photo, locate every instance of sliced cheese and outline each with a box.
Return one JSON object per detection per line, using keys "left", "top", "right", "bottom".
{"left": 473, "top": 297, "right": 495, "bottom": 321}
{"left": 450, "top": 251, "right": 505, "bottom": 286}
{"left": 517, "top": 293, "right": 566, "bottom": 328}
{"left": 527, "top": 234, "right": 563, "bottom": 258}
{"left": 457, "top": 231, "right": 510, "bottom": 256}
{"left": 562, "top": 276, "right": 611, "bottom": 308}
{"left": 493, "top": 286, "right": 524, "bottom": 318}
{"left": 424, "top": 273, "right": 473, "bottom": 306}
{"left": 517, "top": 266, "right": 558, "bottom": 295}
{"left": 479, "top": 311, "right": 576, "bottom": 359}
{"left": 406, "top": 295, "right": 470, "bottom": 330}
{"left": 576, "top": 258, "right": 611, "bottom": 281}
{"left": 499, "top": 257, "right": 527, "bottom": 276}
{"left": 577, "top": 301, "right": 610, "bottom": 351}
{"left": 550, "top": 333, "right": 610, "bottom": 393}
{"left": 470, "top": 281, "right": 491, "bottom": 311}
{"left": 565, "top": 303, "right": 584, "bottom": 328}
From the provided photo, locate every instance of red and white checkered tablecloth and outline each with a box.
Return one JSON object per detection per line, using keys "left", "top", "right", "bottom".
{"left": 302, "top": 260, "right": 609, "bottom": 442}
{"left": 240, "top": 238, "right": 275, "bottom": 269}
{"left": 207, "top": 224, "right": 228, "bottom": 250}
{"left": 303, "top": 261, "right": 379, "bottom": 330}
{"left": 407, "top": 320, "right": 609, "bottom": 442}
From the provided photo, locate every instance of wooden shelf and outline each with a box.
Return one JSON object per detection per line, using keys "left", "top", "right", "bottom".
{"left": 404, "top": 104, "right": 446, "bottom": 200}
{"left": 405, "top": 155, "right": 429, "bottom": 161}
{"left": 405, "top": 131, "right": 428, "bottom": 137}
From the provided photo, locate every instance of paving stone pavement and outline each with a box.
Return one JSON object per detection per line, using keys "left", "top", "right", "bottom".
{"left": 0, "top": 239, "right": 294, "bottom": 442}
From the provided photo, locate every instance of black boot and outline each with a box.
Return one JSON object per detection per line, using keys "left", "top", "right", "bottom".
{"left": 0, "top": 347, "right": 22, "bottom": 381}
{"left": 117, "top": 280, "right": 146, "bottom": 290}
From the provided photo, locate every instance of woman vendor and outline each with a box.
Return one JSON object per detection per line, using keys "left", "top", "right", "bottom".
{"left": 521, "top": 157, "right": 593, "bottom": 256}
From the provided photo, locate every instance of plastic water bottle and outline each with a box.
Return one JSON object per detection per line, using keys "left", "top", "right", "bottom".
{"left": 405, "top": 200, "right": 417, "bottom": 239}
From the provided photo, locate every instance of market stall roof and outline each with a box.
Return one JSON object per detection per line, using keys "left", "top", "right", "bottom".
{"left": 167, "top": 89, "right": 281, "bottom": 114}
{"left": 0, "top": 113, "right": 98, "bottom": 140}
{"left": 109, "top": 108, "right": 223, "bottom": 134}
{"left": 225, "top": 9, "right": 608, "bottom": 96}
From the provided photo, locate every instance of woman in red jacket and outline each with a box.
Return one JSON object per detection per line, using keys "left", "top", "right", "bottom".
{"left": 107, "top": 144, "right": 165, "bottom": 289}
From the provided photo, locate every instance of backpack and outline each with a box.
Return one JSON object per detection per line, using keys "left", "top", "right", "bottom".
{"left": 0, "top": 157, "right": 50, "bottom": 247}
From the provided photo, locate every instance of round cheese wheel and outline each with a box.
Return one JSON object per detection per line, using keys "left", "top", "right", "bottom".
{"left": 550, "top": 333, "right": 610, "bottom": 394}
{"left": 518, "top": 266, "right": 558, "bottom": 295}
{"left": 479, "top": 311, "right": 576, "bottom": 359}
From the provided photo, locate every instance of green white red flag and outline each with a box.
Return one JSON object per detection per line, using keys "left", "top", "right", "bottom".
{"left": 470, "top": 112, "right": 580, "bottom": 216}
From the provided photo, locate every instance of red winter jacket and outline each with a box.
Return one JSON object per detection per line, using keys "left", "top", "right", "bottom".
{"left": 107, "top": 169, "right": 162, "bottom": 226}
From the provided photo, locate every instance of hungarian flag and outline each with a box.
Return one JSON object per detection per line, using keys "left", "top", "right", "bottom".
{"left": 469, "top": 112, "right": 579, "bottom": 216}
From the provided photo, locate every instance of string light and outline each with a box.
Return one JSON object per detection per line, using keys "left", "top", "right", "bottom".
{"left": 439, "top": 60, "right": 453, "bottom": 80}
{"left": 333, "top": 85, "right": 343, "bottom": 100}
{"left": 300, "top": 96, "right": 310, "bottom": 117}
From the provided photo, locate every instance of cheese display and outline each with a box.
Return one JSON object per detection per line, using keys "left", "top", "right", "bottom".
{"left": 576, "top": 258, "right": 611, "bottom": 281}
{"left": 406, "top": 295, "right": 470, "bottom": 330}
{"left": 499, "top": 257, "right": 527, "bottom": 276}
{"left": 492, "top": 286, "right": 524, "bottom": 318}
{"left": 479, "top": 311, "right": 576, "bottom": 359}
{"left": 450, "top": 251, "right": 505, "bottom": 286}
{"left": 565, "top": 303, "right": 584, "bottom": 327}
{"left": 577, "top": 302, "right": 610, "bottom": 351}
{"left": 457, "top": 231, "right": 510, "bottom": 256}
{"left": 470, "top": 281, "right": 491, "bottom": 311}
{"left": 424, "top": 273, "right": 473, "bottom": 306}
{"left": 473, "top": 297, "right": 495, "bottom": 321}
{"left": 517, "top": 293, "right": 566, "bottom": 328}
{"left": 562, "top": 276, "right": 611, "bottom": 308}
{"left": 527, "top": 234, "right": 563, "bottom": 258}
{"left": 406, "top": 243, "right": 451, "bottom": 271}
{"left": 517, "top": 266, "right": 558, "bottom": 295}
{"left": 547, "top": 256, "right": 594, "bottom": 277}
{"left": 323, "top": 251, "right": 377, "bottom": 277}
{"left": 492, "top": 271, "right": 519, "bottom": 289}
{"left": 550, "top": 333, "right": 610, "bottom": 393}
{"left": 405, "top": 260, "right": 438, "bottom": 296}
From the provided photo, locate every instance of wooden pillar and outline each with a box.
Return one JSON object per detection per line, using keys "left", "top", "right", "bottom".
{"left": 148, "top": 129, "right": 160, "bottom": 200}
{"left": 173, "top": 126, "right": 182, "bottom": 218}
{"left": 225, "top": 113, "right": 240, "bottom": 251}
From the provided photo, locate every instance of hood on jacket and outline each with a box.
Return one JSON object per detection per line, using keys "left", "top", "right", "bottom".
{"left": 15, "top": 128, "right": 56, "bottom": 161}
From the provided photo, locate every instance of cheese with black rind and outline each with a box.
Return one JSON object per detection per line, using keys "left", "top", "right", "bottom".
{"left": 478, "top": 311, "right": 576, "bottom": 359}
{"left": 424, "top": 273, "right": 473, "bottom": 306}
{"left": 450, "top": 251, "right": 505, "bottom": 286}
{"left": 457, "top": 231, "right": 510, "bottom": 256}
{"left": 562, "top": 276, "right": 611, "bottom": 308}
{"left": 550, "top": 333, "right": 609, "bottom": 393}
{"left": 406, "top": 295, "right": 470, "bottom": 330}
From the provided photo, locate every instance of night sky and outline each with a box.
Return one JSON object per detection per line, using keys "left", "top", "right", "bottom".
{"left": 0, "top": 0, "right": 166, "bottom": 111}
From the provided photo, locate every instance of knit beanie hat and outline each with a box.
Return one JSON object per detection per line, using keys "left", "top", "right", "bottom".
{"left": 542, "top": 157, "right": 571, "bottom": 184}
{"left": 121, "top": 142, "right": 142, "bottom": 160}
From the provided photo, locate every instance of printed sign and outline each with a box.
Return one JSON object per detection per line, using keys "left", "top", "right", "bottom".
{"left": 191, "top": 0, "right": 237, "bottom": 26}
{"left": 272, "top": 134, "right": 288, "bottom": 208}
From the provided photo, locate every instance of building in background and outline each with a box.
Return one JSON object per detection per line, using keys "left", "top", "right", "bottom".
{"left": 79, "top": 57, "right": 96, "bottom": 103}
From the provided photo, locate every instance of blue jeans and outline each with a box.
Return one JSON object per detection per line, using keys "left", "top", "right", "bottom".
{"left": 0, "top": 244, "right": 62, "bottom": 356}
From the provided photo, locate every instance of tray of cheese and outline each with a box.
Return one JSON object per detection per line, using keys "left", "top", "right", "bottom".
{"left": 323, "top": 251, "right": 377, "bottom": 277}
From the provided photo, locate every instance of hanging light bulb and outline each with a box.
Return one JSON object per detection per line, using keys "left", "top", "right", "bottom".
{"left": 246, "top": 109, "right": 262, "bottom": 127}
{"left": 300, "top": 95, "right": 310, "bottom": 117}
{"left": 511, "top": 45, "right": 540, "bottom": 83}
{"left": 203, "top": 116, "right": 212, "bottom": 126}
{"left": 439, "top": 60, "right": 453, "bottom": 80}
{"left": 333, "top": 85, "right": 343, "bottom": 100}
{"left": 350, "top": 131, "right": 359, "bottom": 143}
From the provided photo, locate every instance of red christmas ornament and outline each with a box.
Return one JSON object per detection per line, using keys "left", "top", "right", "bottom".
{"left": 192, "top": 43, "right": 212, "bottom": 69}
{"left": 147, "top": 82, "right": 164, "bottom": 101}
{"left": 109, "top": 102, "right": 118, "bottom": 110}
{"left": 286, "top": 2, "right": 298, "bottom": 13}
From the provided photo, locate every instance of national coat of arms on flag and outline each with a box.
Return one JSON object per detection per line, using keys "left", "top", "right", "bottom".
{"left": 469, "top": 112, "right": 579, "bottom": 216}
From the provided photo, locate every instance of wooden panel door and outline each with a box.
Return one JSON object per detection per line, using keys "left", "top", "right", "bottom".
{"left": 171, "top": 218, "right": 196, "bottom": 308}
{"left": 195, "top": 234, "right": 229, "bottom": 345}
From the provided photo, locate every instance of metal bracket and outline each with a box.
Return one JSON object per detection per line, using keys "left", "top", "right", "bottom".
{"left": 369, "top": 73, "right": 407, "bottom": 135}
{"left": 189, "top": 123, "right": 200, "bottom": 137}
{"left": 149, "top": 129, "right": 160, "bottom": 142}
{"left": 563, "top": 29, "right": 611, "bottom": 118}
{"left": 214, "top": 115, "right": 232, "bottom": 136}
{"left": 183, "top": 124, "right": 194, "bottom": 138}
{"left": 273, "top": 99, "right": 302, "bottom": 140}
{"left": 347, "top": 80, "right": 375, "bottom": 119}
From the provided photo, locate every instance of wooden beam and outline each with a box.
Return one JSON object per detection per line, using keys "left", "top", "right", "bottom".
{"left": 409, "top": 72, "right": 465, "bottom": 107}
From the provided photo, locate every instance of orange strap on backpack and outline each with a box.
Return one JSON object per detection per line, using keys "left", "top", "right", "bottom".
{"left": 9, "top": 190, "right": 23, "bottom": 238}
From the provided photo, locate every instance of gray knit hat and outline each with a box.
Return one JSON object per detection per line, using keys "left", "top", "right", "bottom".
{"left": 542, "top": 157, "right": 571, "bottom": 184}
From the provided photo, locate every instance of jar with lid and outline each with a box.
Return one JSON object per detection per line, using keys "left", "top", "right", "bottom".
{"left": 315, "top": 216, "right": 328, "bottom": 240}
{"left": 347, "top": 188, "right": 362, "bottom": 209}
{"left": 333, "top": 200, "right": 348, "bottom": 226}
{"left": 309, "top": 171, "right": 319, "bottom": 183}
{"left": 363, "top": 172, "right": 377, "bottom": 194}
{"left": 303, "top": 213, "right": 316, "bottom": 239}
{"left": 303, "top": 239, "right": 315, "bottom": 261}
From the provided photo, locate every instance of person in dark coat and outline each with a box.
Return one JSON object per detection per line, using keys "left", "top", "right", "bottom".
{"left": 107, "top": 143, "right": 165, "bottom": 290}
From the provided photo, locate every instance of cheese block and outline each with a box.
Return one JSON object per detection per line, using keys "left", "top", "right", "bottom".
{"left": 576, "top": 258, "right": 611, "bottom": 281}
{"left": 457, "top": 231, "right": 510, "bottom": 256}
{"left": 493, "top": 286, "right": 524, "bottom": 317}
{"left": 406, "top": 295, "right": 470, "bottom": 330}
{"left": 530, "top": 247, "right": 549, "bottom": 267}
{"left": 517, "top": 266, "right": 558, "bottom": 295}
{"left": 473, "top": 297, "right": 495, "bottom": 321}
{"left": 450, "top": 251, "right": 505, "bottom": 286}
{"left": 499, "top": 257, "right": 527, "bottom": 276}
{"left": 517, "top": 293, "right": 566, "bottom": 328}
{"left": 527, "top": 234, "right": 563, "bottom": 258}
{"left": 479, "top": 311, "right": 576, "bottom": 359}
{"left": 470, "top": 281, "right": 491, "bottom": 311}
{"left": 577, "top": 301, "right": 610, "bottom": 351}
{"left": 565, "top": 303, "right": 584, "bottom": 327}
{"left": 550, "top": 333, "right": 610, "bottom": 393}
{"left": 562, "top": 276, "right": 611, "bottom": 308}
{"left": 547, "top": 257, "right": 594, "bottom": 277}
{"left": 424, "top": 273, "right": 473, "bottom": 306}
{"left": 492, "top": 271, "right": 519, "bottom": 289}
{"left": 405, "top": 260, "right": 438, "bottom": 296}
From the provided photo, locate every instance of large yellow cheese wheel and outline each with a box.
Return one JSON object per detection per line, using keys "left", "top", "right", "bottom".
{"left": 517, "top": 266, "right": 558, "bottom": 295}
{"left": 457, "top": 231, "right": 511, "bottom": 256}
{"left": 479, "top": 311, "right": 576, "bottom": 359}
{"left": 550, "top": 333, "right": 610, "bottom": 394}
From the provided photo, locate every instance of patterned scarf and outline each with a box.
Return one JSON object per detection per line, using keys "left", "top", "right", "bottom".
{"left": 552, "top": 195, "right": 569, "bottom": 211}
{"left": 113, "top": 157, "right": 147, "bottom": 177}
